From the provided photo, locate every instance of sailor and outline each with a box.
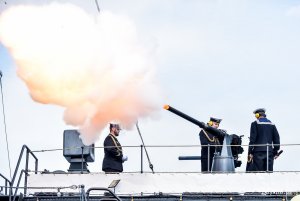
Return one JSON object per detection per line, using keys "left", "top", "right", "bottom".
{"left": 199, "top": 117, "right": 226, "bottom": 172}
{"left": 248, "top": 108, "right": 280, "bottom": 172}
{"left": 102, "top": 123, "right": 128, "bottom": 173}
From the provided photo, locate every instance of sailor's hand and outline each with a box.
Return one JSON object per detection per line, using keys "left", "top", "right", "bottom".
{"left": 248, "top": 154, "right": 253, "bottom": 163}
{"left": 274, "top": 150, "right": 283, "bottom": 160}
{"left": 273, "top": 150, "right": 278, "bottom": 159}
{"left": 122, "top": 155, "right": 128, "bottom": 162}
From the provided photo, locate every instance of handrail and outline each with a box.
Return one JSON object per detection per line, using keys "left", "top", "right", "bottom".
{"left": 0, "top": 172, "right": 12, "bottom": 195}
{"left": 24, "top": 143, "right": 290, "bottom": 173}
{"left": 3, "top": 142, "right": 298, "bottom": 201}
{"left": 86, "top": 187, "right": 122, "bottom": 201}
{"left": 12, "top": 170, "right": 27, "bottom": 201}
{"left": 11, "top": 145, "right": 38, "bottom": 200}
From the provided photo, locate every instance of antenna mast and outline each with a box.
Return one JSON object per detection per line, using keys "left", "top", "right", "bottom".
{"left": 136, "top": 122, "right": 154, "bottom": 173}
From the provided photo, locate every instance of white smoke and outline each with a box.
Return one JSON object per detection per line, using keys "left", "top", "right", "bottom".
{"left": 0, "top": 3, "right": 163, "bottom": 145}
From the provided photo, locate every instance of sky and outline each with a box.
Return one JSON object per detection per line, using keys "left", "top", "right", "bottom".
{"left": 1, "top": 0, "right": 300, "bottom": 181}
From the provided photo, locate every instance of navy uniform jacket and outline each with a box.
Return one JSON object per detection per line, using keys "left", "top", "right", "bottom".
{"left": 248, "top": 118, "right": 280, "bottom": 154}
{"left": 102, "top": 134, "right": 123, "bottom": 172}
{"left": 199, "top": 127, "right": 225, "bottom": 159}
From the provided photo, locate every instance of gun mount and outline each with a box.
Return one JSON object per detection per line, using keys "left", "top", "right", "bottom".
{"left": 164, "top": 104, "right": 244, "bottom": 172}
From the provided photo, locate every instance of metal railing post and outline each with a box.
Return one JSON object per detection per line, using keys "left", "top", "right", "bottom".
{"left": 0, "top": 173, "right": 12, "bottom": 197}
{"left": 5, "top": 180, "right": 8, "bottom": 195}
{"left": 81, "top": 146, "right": 84, "bottom": 174}
{"left": 24, "top": 150, "right": 30, "bottom": 195}
{"left": 266, "top": 143, "right": 269, "bottom": 172}
{"left": 10, "top": 145, "right": 38, "bottom": 201}
{"left": 208, "top": 144, "right": 210, "bottom": 172}
{"left": 140, "top": 145, "right": 143, "bottom": 173}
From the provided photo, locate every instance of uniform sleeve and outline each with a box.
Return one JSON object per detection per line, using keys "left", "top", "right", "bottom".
{"left": 204, "top": 126, "right": 226, "bottom": 138}
{"left": 248, "top": 122, "right": 257, "bottom": 154}
{"left": 272, "top": 125, "right": 280, "bottom": 152}
{"left": 104, "top": 137, "right": 123, "bottom": 160}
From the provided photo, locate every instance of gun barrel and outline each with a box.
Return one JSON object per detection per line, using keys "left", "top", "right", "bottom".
{"left": 178, "top": 156, "right": 202, "bottom": 160}
{"left": 164, "top": 105, "right": 204, "bottom": 128}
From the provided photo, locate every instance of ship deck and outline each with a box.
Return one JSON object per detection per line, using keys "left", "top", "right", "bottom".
{"left": 27, "top": 171, "right": 300, "bottom": 195}
{"left": 20, "top": 171, "right": 300, "bottom": 201}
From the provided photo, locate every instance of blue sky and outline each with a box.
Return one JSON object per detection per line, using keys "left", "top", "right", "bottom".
{"left": 1, "top": 0, "right": 300, "bottom": 179}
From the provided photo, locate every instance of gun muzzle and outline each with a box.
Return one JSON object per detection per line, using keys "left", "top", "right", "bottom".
{"left": 164, "top": 105, "right": 205, "bottom": 128}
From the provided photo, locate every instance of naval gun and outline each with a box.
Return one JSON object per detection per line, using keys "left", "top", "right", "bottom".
{"left": 164, "top": 105, "right": 244, "bottom": 172}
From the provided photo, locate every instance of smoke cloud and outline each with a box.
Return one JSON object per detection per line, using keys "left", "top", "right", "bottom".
{"left": 0, "top": 3, "right": 163, "bottom": 145}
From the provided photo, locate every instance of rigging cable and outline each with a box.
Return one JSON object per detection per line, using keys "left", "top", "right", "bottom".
{"left": 0, "top": 70, "right": 12, "bottom": 179}
{"left": 94, "top": 0, "right": 100, "bottom": 13}
{"left": 136, "top": 121, "right": 154, "bottom": 173}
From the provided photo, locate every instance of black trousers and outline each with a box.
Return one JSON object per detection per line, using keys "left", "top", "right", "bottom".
{"left": 103, "top": 168, "right": 122, "bottom": 173}
{"left": 253, "top": 151, "right": 274, "bottom": 171}
{"left": 201, "top": 157, "right": 213, "bottom": 172}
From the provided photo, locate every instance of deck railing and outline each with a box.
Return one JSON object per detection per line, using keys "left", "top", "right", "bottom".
{"left": 1, "top": 142, "right": 298, "bottom": 199}
{"left": 27, "top": 143, "right": 298, "bottom": 173}
{"left": 0, "top": 172, "right": 11, "bottom": 196}
{"left": 10, "top": 145, "right": 38, "bottom": 201}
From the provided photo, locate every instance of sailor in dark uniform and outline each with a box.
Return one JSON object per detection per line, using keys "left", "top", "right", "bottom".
{"left": 199, "top": 117, "right": 226, "bottom": 172}
{"left": 248, "top": 108, "right": 280, "bottom": 172}
{"left": 102, "top": 123, "right": 128, "bottom": 173}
